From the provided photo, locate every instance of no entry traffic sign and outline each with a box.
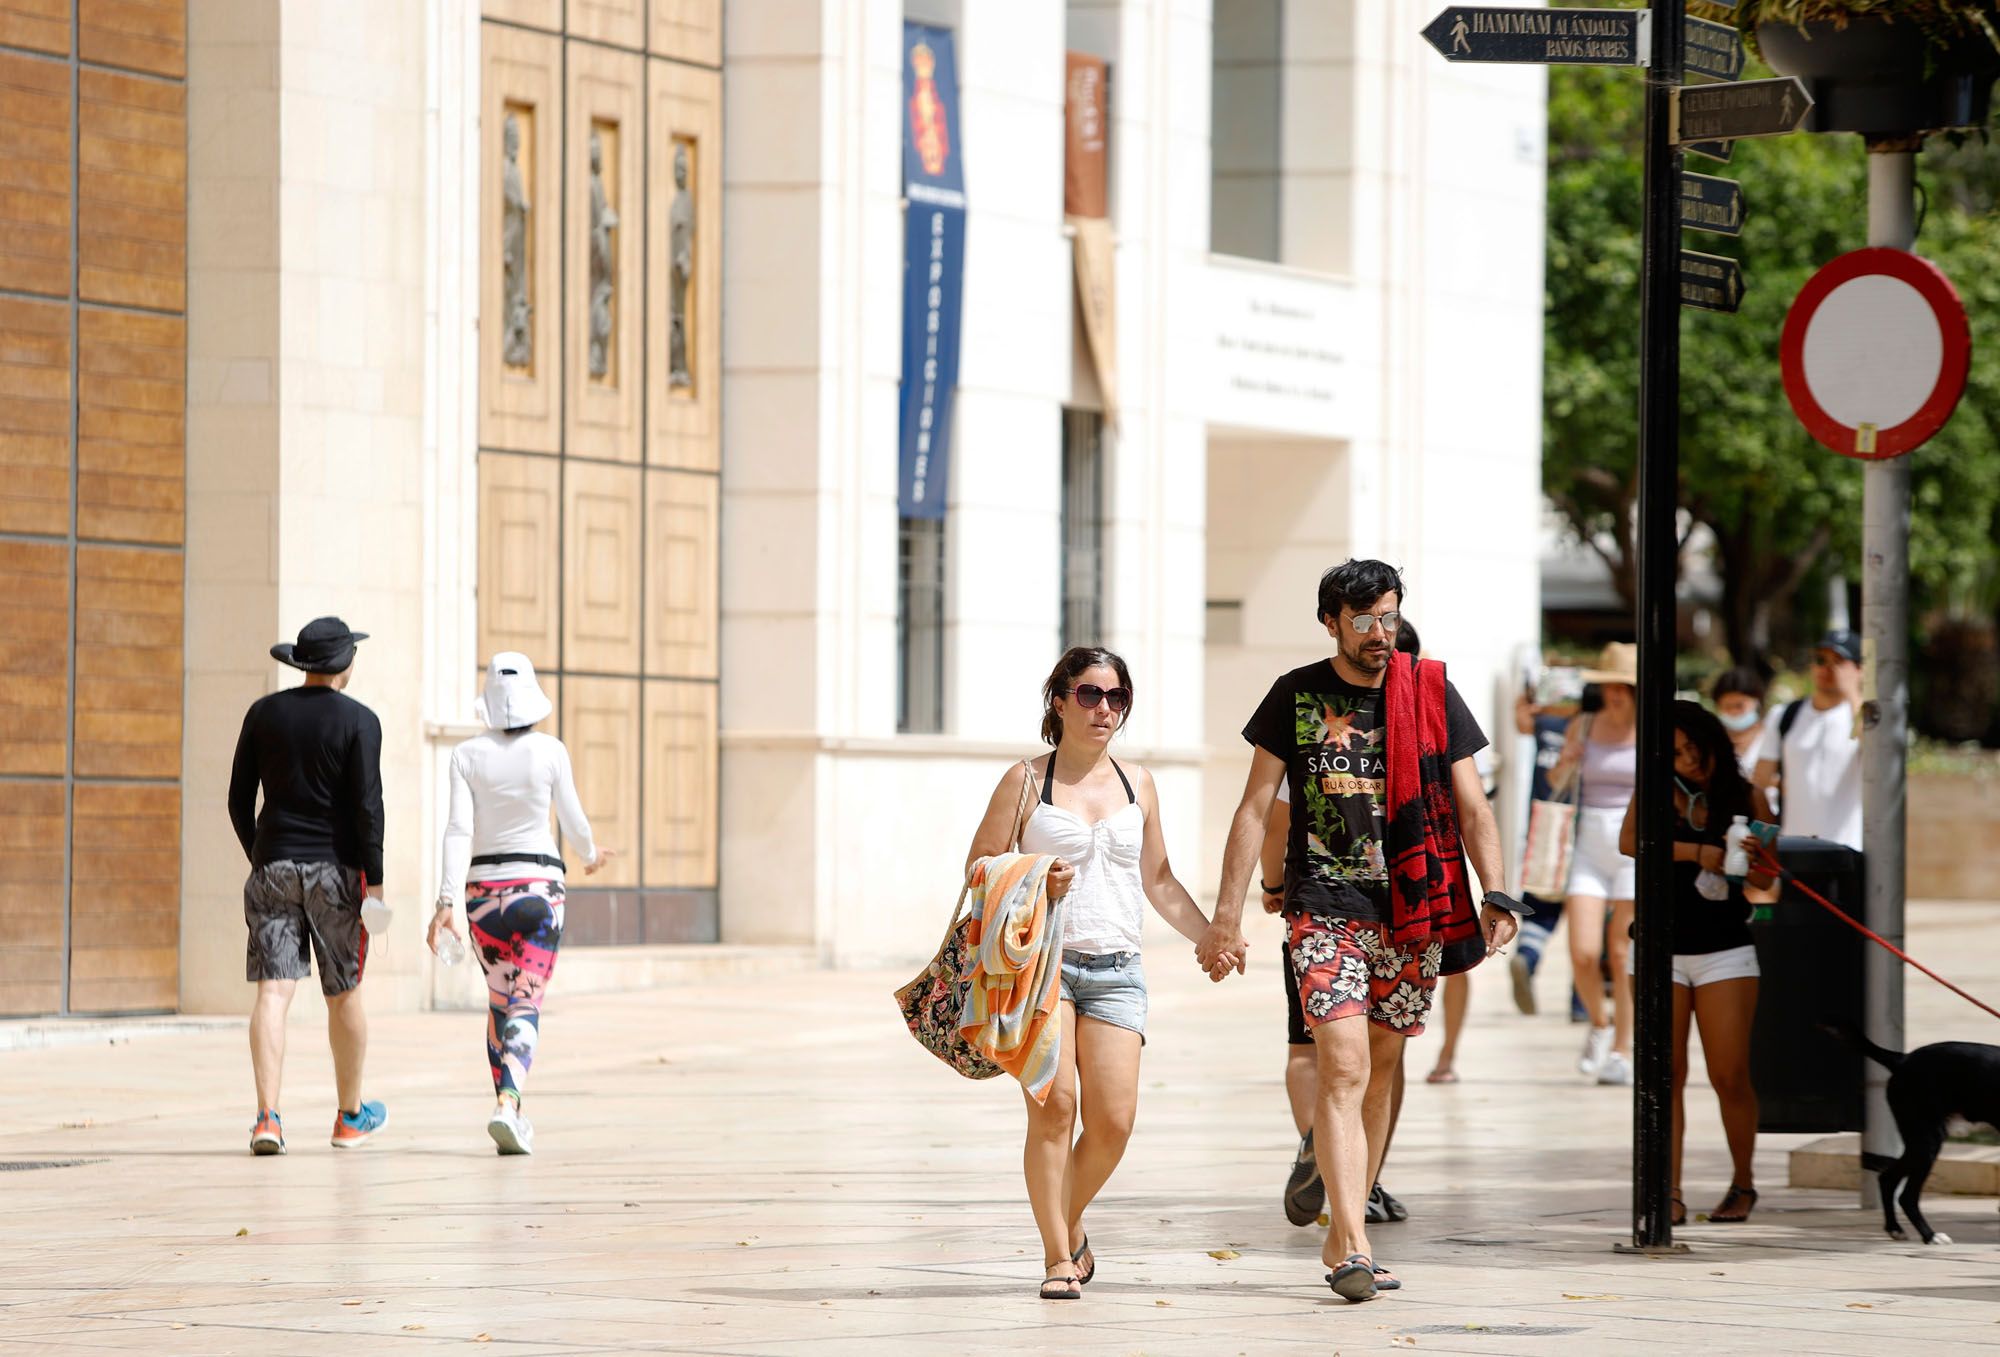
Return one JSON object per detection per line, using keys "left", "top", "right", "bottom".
{"left": 1780, "top": 248, "right": 1971, "bottom": 460}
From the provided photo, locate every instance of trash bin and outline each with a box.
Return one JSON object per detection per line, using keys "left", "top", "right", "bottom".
{"left": 1749, "top": 837, "right": 1866, "bottom": 1134}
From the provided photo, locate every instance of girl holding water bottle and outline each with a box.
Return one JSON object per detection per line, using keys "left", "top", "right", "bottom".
{"left": 1617, "top": 700, "right": 1774, "bottom": 1225}
{"left": 430, "top": 654, "right": 615, "bottom": 1154}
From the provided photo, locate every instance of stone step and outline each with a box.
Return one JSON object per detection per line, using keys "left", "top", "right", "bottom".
{"left": 1791, "top": 1132, "right": 2000, "bottom": 1196}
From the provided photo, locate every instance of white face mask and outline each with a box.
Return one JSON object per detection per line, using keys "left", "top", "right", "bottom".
{"left": 1718, "top": 706, "right": 1761, "bottom": 733}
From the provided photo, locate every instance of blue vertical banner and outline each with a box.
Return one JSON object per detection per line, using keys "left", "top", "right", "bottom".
{"left": 898, "top": 23, "right": 967, "bottom": 520}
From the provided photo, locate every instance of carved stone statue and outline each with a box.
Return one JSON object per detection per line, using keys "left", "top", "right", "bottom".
{"left": 588, "top": 129, "right": 618, "bottom": 380}
{"left": 500, "top": 113, "right": 533, "bottom": 369}
{"left": 667, "top": 143, "right": 695, "bottom": 389}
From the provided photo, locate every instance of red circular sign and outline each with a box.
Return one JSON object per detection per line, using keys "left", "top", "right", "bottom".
{"left": 1779, "top": 248, "right": 1970, "bottom": 461}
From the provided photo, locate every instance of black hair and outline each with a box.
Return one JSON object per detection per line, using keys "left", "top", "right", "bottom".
{"left": 1317, "top": 558, "right": 1405, "bottom": 625}
{"left": 1710, "top": 666, "right": 1767, "bottom": 705}
{"left": 1041, "top": 646, "right": 1133, "bottom": 747}
{"left": 1393, "top": 618, "right": 1421, "bottom": 656}
{"left": 505, "top": 725, "right": 536, "bottom": 735}
{"left": 1673, "top": 699, "right": 1754, "bottom": 821}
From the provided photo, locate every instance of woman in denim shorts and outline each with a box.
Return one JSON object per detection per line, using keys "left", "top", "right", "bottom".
{"left": 961, "top": 647, "right": 1226, "bottom": 1301}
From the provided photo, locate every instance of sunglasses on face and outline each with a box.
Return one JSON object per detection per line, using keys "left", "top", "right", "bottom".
{"left": 1344, "top": 610, "right": 1401, "bottom": 635}
{"left": 1065, "top": 684, "right": 1132, "bottom": 713}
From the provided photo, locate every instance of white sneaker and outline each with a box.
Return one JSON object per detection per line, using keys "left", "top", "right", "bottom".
{"left": 1578, "top": 1025, "right": 1613, "bottom": 1078}
{"left": 487, "top": 1103, "right": 534, "bottom": 1155}
{"left": 1596, "top": 1052, "right": 1634, "bottom": 1086}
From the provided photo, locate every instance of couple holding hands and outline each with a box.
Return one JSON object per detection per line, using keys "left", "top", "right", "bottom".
{"left": 965, "top": 560, "right": 1522, "bottom": 1303}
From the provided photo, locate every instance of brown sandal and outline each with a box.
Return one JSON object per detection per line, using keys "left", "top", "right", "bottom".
{"left": 1711, "top": 1184, "right": 1758, "bottom": 1223}
{"left": 1670, "top": 1194, "right": 1686, "bottom": 1227}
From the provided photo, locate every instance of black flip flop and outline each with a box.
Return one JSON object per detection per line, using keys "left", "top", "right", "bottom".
{"left": 1372, "top": 1263, "right": 1402, "bottom": 1292}
{"left": 1070, "top": 1234, "right": 1095, "bottom": 1285}
{"left": 1326, "top": 1253, "right": 1378, "bottom": 1302}
{"left": 1039, "top": 1267, "right": 1081, "bottom": 1301}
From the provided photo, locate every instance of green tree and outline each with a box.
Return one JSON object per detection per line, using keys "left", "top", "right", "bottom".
{"left": 1544, "top": 64, "right": 2000, "bottom": 672}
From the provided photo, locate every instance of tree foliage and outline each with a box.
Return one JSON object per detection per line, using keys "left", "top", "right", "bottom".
{"left": 1543, "top": 61, "right": 2000, "bottom": 673}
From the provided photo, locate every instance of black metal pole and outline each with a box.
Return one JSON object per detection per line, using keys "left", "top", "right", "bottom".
{"left": 1631, "top": 0, "right": 1683, "bottom": 1252}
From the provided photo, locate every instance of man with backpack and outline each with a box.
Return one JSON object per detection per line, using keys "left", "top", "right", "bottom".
{"left": 1753, "top": 630, "right": 1863, "bottom": 851}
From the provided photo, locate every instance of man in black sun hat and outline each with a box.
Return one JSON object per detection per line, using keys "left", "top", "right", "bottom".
{"left": 228, "top": 617, "right": 388, "bottom": 1156}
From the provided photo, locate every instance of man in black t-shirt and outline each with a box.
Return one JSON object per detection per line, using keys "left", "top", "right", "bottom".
{"left": 228, "top": 617, "right": 389, "bottom": 1157}
{"left": 1200, "top": 560, "right": 1520, "bottom": 1301}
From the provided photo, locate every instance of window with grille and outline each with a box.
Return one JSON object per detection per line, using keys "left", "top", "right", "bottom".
{"left": 1060, "top": 409, "right": 1105, "bottom": 649}
{"left": 897, "top": 516, "right": 948, "bottom": 733}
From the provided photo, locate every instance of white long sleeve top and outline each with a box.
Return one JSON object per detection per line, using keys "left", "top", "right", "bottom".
{"left": 436, "top": 730, "right": 598, "bottom": 907}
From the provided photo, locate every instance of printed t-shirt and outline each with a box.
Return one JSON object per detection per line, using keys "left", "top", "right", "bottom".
{"left": 1244, "top": 659, "right": 1486, "bottom": 920}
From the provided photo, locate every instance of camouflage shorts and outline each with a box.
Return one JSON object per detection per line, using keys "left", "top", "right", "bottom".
{"left": 244, "top": 860, "right": 367, "bottom": 995}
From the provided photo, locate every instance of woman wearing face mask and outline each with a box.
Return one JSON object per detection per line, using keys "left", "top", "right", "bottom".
{"left": 1709, "top": 668, "right": 1769, "bottom": 783}
{"left": 1618, "top": 701, "right": 1775, "bottom": 1225}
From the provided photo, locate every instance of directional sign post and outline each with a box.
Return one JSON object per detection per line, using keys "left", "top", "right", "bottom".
{"left": 1679, "top": 171, "right": 1744, "bottom": 236}
{"left": 1421, "top": 7, "right": 1651, "bottom": 66}
{"left": 1675, "top": 76, "right": 1814, "bottom": 143}
{"left": 1417, "top": 0, "right": 1814, "bottom": 1259}
{"left": 1680, "top": 250, "right": 1743, "bottom": 311}
{"left": 1683, "top": 14, "right": 1744, "bottom": 82}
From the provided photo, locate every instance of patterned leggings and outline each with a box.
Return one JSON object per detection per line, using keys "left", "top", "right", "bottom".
{"left": 465, "top": 877, "right": 565, "bottom": 1101}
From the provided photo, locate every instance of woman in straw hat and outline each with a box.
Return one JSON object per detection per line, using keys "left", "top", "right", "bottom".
{"left": 430, "top": 653, "right": 617, "bottom": 1154}
{"left": 1552, "top": 642, "right": 1639, "bottom": 1087}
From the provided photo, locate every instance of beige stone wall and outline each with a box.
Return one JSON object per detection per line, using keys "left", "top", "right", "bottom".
{"left": 182, "top": 0, "right": 430, "bottom": 1015}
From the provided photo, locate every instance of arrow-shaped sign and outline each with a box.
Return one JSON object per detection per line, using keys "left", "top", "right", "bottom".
{"left": 1681, "top": 250, "right": 1744, "bottom": 313}
{"left": 1684, "top": 15, "right": 1745, "bottom": 82}
{"left": 1674, "top": 77, "right": 1814, "bottom": 143}
{"left": 1680, "top": 172, "right": 1744, "bottom": 236}
{"left": 1420, "top": 7, "right": 1651, "bottom": 65}
{"left": 1684, "top": 139, "right": 1733, "bottom": 163}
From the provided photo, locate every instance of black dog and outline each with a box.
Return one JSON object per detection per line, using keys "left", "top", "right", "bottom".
{"left": 1843, "top": 1030, "right": 2000, "bottom": 1245}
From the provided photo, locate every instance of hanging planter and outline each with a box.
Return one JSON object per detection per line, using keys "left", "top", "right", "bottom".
{"left": 1734, "top": 2, "right": 2000, "bottom": 137}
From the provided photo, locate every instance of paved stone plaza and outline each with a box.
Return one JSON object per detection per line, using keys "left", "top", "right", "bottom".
{"left": 5, "top": 902, "right": 2000, "bottom": 1355}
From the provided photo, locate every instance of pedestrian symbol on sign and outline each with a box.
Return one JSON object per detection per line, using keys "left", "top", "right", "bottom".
{"left": 1451, "top": 14, "right": 1471, "bottom": 52}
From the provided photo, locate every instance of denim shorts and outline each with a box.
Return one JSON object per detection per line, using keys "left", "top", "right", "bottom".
{"left": 1059, "top": 950, "right": 1147, "bottom": 1041}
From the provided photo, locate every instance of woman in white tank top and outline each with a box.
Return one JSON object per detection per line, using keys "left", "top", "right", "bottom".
{"left": 961, "top": 647, "right": 1223, "bottom": 1302}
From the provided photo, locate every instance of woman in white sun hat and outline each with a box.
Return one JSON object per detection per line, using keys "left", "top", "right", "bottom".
{"left": 430, "top": 653, "right": 616, "bottom": 1154}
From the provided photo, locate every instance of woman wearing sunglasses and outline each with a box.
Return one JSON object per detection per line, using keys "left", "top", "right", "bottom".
{"left": 961, "top": 646, "right": 1228, "bottom": 1301}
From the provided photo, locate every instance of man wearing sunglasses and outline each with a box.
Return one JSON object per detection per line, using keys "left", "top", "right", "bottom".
{"left": 1751, "top": 630, "right": 1863, "bottom": 851}
{"left": 1201, "top": 558, "right": 1522, "bottom": 1301}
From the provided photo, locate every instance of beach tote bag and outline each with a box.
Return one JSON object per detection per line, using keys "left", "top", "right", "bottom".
{"left": 894, "top": 760, "right": 1035, "bottom": 1080}
{"left": 1521, "top": 718, "right": 1586, "bottom": 898}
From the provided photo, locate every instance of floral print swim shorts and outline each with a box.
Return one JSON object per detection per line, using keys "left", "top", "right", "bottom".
{"left": 1286, "top": 912, "right": 1442, "bottom": 1037}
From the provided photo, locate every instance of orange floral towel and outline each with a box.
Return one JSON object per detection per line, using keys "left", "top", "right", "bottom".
{"left": 957, "top": 851, "right": 1066, "bottom": 1104}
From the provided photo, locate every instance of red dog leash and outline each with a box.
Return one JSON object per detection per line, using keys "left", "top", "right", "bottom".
{"left": 1747, "top": 839, "right": 2000, "bottom": 1023}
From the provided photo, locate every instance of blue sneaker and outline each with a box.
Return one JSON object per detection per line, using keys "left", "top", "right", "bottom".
{"left": 330, "top": 1099, "right": 387, "bottom": 1148}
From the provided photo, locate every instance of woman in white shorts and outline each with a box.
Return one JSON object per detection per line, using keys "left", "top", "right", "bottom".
{"left": 1619, "top": 700, "right": 1775, "bottom": 1226}
{"left": 1553, "top": 644, "right": 1638, "bottom": 1086}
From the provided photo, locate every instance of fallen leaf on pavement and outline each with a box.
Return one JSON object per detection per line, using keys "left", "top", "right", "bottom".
{"left": 235, "top": 1228, "right": 249, "bottom": 1237}
{"left": 1562, "top": 1293, "right": 1620, "bottom": 1301}
{"left": 402, "top": 1325, "right": 425, "bottom": 1331}
{"left": 1155, "top": 1300, "right": 1172, "bottom": 1307}
{"left": 473, "top": 1336, "right": 491, "bottom": 1344}
{"left": 1317, "top": 1213, "right": 1330, "bottom": 1227}
{"left": 1847, "top": 1303, "right": 1873, "bottom": 1309}
{"left": 1207, "top": 1249, "right": 1241, "bottom": 1260}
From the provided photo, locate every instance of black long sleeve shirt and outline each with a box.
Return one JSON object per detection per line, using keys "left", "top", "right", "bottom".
{"left": 228, "top": 686, "right": 386, "bottom": 886}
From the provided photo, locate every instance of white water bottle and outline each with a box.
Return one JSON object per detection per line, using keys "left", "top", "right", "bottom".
{"left": 435, "top": 928, "right": 466, "bottom": 966}
{"left": 1722, "top": 815, "right": 1751, "bottom": 881}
